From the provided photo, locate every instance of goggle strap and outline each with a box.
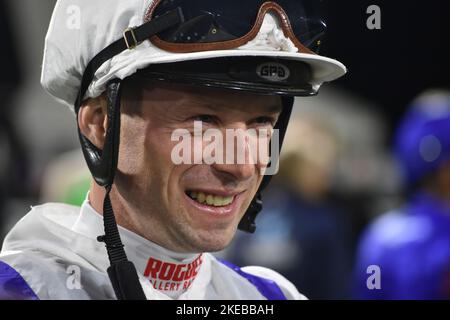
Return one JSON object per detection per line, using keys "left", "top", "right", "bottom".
{"left": 75, "top": 7, "right": 184, "bottom": 112}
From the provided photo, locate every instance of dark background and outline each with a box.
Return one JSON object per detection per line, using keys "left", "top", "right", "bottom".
{"left": 323, "top": 0, "right": 450, "bottom": 133}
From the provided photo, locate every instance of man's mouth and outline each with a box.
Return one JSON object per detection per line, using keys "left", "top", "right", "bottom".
{"left": 186, "top": 191, "right": 235, "bottom": 207}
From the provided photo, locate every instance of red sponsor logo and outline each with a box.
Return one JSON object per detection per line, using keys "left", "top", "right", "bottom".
{"left": 143, "top": 254, "right": 203, "bottom": 291}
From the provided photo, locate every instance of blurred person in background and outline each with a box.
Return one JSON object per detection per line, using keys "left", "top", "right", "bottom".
{"left": 223, "top": 114, "right": 352, "bottom": 299}
{"left": 354, "top": 90, "right": 450, "bottom": 299}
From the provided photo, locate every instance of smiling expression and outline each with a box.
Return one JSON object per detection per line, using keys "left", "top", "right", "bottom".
{"left": 113, "top": 81, "right": 282, "bottom": 253}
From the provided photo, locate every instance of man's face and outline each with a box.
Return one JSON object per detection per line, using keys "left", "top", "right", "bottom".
{"left": 114, "top": 82, "right": 282, "bottom": 253}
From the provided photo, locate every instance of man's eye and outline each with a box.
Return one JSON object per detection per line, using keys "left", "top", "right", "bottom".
{"left": 252, "top": 116, "right": 276, "bottom": 126}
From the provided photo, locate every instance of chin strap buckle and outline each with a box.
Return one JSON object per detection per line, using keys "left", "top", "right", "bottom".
{"left": 123, "top": 27, "right": 138, "bottom": 50}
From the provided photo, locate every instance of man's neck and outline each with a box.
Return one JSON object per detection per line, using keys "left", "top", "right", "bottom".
{"left": 89, "top": 181, "right": 146, "bottom": 236}
{"left": 83, "top": 188, "right": 204, "bottom": 298}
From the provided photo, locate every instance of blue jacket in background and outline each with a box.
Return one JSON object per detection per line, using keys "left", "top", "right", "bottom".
{"left": 354, "top": 192, "right": 450, "bottom": 299}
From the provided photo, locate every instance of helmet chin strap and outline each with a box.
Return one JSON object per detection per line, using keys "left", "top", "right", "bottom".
{"left": 100, "top": 187, "right": 147, "bottom": 300}
{"left": 238, "top": 96, "right": 294, "bottom": 233}
{"left": 77, "top": 79, "right": 146, "bottom": 300}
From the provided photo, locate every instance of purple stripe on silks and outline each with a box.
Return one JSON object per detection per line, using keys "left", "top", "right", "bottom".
{"left": 218, "top": 259, "right": 287, "bottom": 300}
{"left": 0, "top": 261, "right": 39, "bottom": 300}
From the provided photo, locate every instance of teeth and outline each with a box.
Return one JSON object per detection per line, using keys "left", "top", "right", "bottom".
{"left": 197, "top": 192, "right": 206, "bottom": 204}
{"left": 206, "top": 194, "right": 214, "bottom": 205}
{"left": 188, "top": 191, "right": 234, "bottom": 207}
{"left": 214, "top": 196, "right": 223, "bottom": 207}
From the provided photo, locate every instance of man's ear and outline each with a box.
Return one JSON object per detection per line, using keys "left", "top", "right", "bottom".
{"left": 78, "top": 93, "right": 108, "bottom": 150}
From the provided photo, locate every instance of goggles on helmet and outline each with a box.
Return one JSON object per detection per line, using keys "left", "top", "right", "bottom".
{"left": 146, "top": 0, "right": 326, "bottom": 53}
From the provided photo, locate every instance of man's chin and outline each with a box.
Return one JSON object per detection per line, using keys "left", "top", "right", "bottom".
{"left": 183, "top": 228, "right": 236, "bottom": 253}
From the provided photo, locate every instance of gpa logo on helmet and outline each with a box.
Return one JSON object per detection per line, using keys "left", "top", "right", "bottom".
{"left": 256, "top": 63, "right": 290, "bottom": 82}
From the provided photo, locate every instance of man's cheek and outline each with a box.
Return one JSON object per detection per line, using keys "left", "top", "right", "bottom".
{"left": 255, "top": 174, "right": 265, "bottom": 189}
{"left": 243, "top": 182, "right": 259, "bottom": 206}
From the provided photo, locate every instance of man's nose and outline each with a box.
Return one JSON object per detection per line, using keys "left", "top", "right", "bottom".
{"left": 211, "top": 161, "right": 256, "bottom": 182}
{"left": 209, "top": 124, "right": 260, "bottom": 182}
